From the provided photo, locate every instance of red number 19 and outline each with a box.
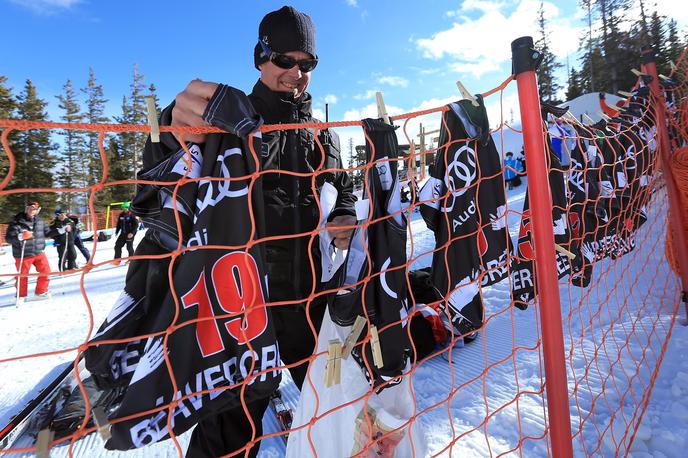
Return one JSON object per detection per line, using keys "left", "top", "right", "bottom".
{"left": 181, "top": 252, "right": 268, "bottom": 358}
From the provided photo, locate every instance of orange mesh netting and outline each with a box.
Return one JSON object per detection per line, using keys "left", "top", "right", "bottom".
{"left": 0, "top": 51, "right": 686, "bottom": 458}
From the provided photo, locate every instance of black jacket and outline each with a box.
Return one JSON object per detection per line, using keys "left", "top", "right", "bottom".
{"left": 152, "top": 80, "right": 356, "bottom": 305}
{"left": 5, "top": 212, "right": 50, "bottom": 258}
{"left": 115, "top": 211, "right": 138, "bottom": 237}
{"left": 49, "top": 217, "right": 76, "bottom": 247}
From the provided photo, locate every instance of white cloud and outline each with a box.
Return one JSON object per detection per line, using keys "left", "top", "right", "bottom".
{"left": 448, "top": 60, "right": 501, "bottom": 78}
{"left": 353, "top": 90, "right": 378, "bottom": 100}
{"left": 312, "top": 108, "right": 326, "bottom": 121}
{"left": 324, "top": 94, "right": 338, "bottom": 104}
{"left": 377, "top": 75, "right": 410, "bottom": 88}
{"left": 10, "top": 0, "right": 82, "bottom": 14}
{"left": 345, "top": 0, "right": 358, "bottom": 7}
{"left": 416, "top": 0, "right": 582, "bottom": 77}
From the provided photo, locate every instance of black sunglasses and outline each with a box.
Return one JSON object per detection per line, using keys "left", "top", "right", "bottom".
{"left": 259, "top": 40, "right": 318, "bottom": 73}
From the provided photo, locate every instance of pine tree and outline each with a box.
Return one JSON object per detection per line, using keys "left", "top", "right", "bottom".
{"left": 81, "top": 67, "right": 110, "bottom": 207}
{"left": 535, "top": 2, "right": 563, "bottom": 103}
{"left": 566, "top": 67, "right": 584, "bottom": 100}
{"left": 0, "top": 76, "right": 18, "bottom": 211}
{"left": 112, "top": 64, "right": 148, "bottom": 202}
{"left": 352, "top": 144, "right": 366, "bottom": 189}
{"left": 56, "top": 79, "right": 87, "bottom": 210}
{"left": 3, "top": 80, "right": 57, "bottom": 215}
{"left": 665, "top": 19, "right": 683, "bottom": 72}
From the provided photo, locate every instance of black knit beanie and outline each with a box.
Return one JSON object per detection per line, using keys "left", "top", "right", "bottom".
{"left": 254, "top": 6, "right": 317, "bottom": 69}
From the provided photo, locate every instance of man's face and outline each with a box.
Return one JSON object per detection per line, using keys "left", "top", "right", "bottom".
{"left": 57, "top": 213, "right": 66, "bottom": 220}
{"left": 26, "top": 206, "right": 38, "bottom": 218}
{"left": 259, "top": 50, "right": 313, "bottom": 98}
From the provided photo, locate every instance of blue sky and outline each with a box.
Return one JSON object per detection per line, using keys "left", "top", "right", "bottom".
{"left": 2, "top": 0, "right": 686, "bottom": 145}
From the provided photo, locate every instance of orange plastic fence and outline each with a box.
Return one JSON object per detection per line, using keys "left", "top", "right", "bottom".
{"left": 0, "top": 47, "right": 685, "bottom": 458}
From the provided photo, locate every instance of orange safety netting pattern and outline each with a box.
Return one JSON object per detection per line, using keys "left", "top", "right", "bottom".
{"left": 0, "top": 51, "right": 686, "bottom": 458}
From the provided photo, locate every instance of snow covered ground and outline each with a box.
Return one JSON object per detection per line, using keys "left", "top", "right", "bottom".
{"left": 0, "top": 178, "right": 685, "bottom": 457}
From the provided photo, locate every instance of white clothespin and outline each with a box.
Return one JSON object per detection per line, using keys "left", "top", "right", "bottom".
{"left": 456, "top": 80, "right": 479, "bottom": 107}
{"left": 375, "top": 91, "right": 391, "bottom": 124}
{"left": 145, "top": 96, "right": 160, "bottom": 143}
{"left": 659, "top": 74, "right": 671, "bottom": 82}
{"left": 582, "top": 113, "right": 595, "bottom": 125}
{"left": 631, "top": 68, "right": 649, "bottom": 77}
{"left": 618, "top": 90, "right": 634, "bottom": 98}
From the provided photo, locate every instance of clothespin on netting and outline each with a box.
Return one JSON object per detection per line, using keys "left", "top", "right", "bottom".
{"left": 93, "top": 406, "right": 112, "bottom": 441}
{"left": 35, "top": 429, "right": 54, "bottom": 458}
{"left": 145, "top": 95, "right": 160, "bottom": 143}
{"left": 599, "top": 112, "right": 612, "bottom": 122}
{"left": 375, "top": 91, "right": 391, "bottom": 125}
{"left": 582, "top": 113, "right": 595, "bottom": 125}
{"left": 370, "top": 325, "right": 384, "bottom": 369}
{"left": 618, "top": 90, "right": 634, "bottom": 98}
{"left": 341, "top": 315, "right": 367, "bottom": 359}
{"left": 631, "top": 68, "right": 649, "bottom": 77}
{"left": 325, "top": 339, "right": 342, "bottom": 387}
{"left": 456, "top": 80, "right": 479, "bottom": 107}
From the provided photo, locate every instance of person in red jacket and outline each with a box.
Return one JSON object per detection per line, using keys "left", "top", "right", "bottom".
{"left": 5, "top": 201, "right": 52, "bottom": 304}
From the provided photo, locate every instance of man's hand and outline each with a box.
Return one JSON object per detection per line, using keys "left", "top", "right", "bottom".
{"left": 325, "top": 215, "right": 357, "bottom": 250}
{"left": 65, "top": 225, "right": 72, "bottom": 232}
{"left": 127, "top": 233, "right": 134, "bottom": 239}
{"left": 21, "top": 231, "right": 33, "bottom": 240}
{"left": 171, "top": 80, "right": 219, "bottom": 144}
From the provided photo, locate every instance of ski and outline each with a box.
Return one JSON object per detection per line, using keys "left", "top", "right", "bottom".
{"left": 0, "top": 358, "right": 84, "bottom": 450}
{"left": 269, "top": 390, "right": 293, "bottom": 444}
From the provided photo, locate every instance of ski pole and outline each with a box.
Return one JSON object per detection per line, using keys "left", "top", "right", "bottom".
{"left": 16, "top": 239, "right": 26, "bottom": 306}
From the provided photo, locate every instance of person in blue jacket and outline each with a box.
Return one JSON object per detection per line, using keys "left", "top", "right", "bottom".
{"left": 504, "top": 151, "right": 520, "bottom": 190}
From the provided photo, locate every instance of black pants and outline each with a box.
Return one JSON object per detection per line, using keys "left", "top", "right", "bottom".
{"left": 56, "top": 242, "right": 77, "bottom": 271}
{"left": 114, "top": 233, "right": 135, "bottom": 259}
{"left": 74, "top": 236, "right": 91, "bottom": 261}
{"left": 186, "top": 300, "right": 327, "bottom": 457}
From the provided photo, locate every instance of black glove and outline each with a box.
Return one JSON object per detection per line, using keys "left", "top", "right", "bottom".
{"left": 598, "top": 92, "right": 605, "bottom": 100}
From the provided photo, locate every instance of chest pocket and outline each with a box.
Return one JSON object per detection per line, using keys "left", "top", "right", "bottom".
{"left": 309, "top": 129, "right": 341, "bottom": 186}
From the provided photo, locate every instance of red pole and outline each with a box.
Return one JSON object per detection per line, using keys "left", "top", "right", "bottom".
{"left": 511, "top": 36, "right": 573, "bottom": 458}
{"left": 641, "top": 48, "right": 688, "bottom": 317}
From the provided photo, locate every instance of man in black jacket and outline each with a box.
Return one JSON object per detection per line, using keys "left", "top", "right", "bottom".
{"left": 49, "top": 208, "right": 77, "bottom": 271}
{"left": 113, "top": 203, "right": 138, "bottom": 264}
{"left": 154, "top": 6, "right": 356, "bottom": 457}
{"left": 5, "top": 202, "right": 52, "bottom": 304}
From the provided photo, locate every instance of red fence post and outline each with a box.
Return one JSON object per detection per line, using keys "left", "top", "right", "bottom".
{"left": 641, "top": 47, "right": 688, "bottom": 317}
{"left": 511, "top": 36, "right": 574, "bottom": 458}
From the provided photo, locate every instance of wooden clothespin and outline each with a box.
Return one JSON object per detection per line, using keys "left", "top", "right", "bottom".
{"left": 582, "top": 113, "right": 595, "bottom": 125}
{"left": 92, "top": 406, "right": 112, "bottom": 441}
{"left": 456, "top": 80, "right": 479, "bottom": 107}
{"left": 342, "top": 315, "right": 367, "bottom": 359}
{"left": 670, "top": 60, "right": 677, "bottom": 71}
{"left": 631, "top": 68, "right": 649, "bottom": 77}
{"left": 369, "top": 325, "right": 384, "bottom": 369}
{"left": 145, "top": 96, "right": 160, "bottom": 143}
{"left": 554, "top": 243, "right": 576, "bottom": 260}
{"left": 618, "top": 90, "right": 634, "bottom": 98}
{"left": 659, "top": 74, "right": 671, "bottom": 82}
{"left": 35, "top": 429, "right": 54, "bottom": 458}
{"left": 375, "top": 91, "right": 391, "bottom": 125}
{"left": 610, "top": 103, "right": 627, "bottom": 112}
{"left": 325, "top": 339, "right": 342, "bottom": 387}
{"left": 599, "top": 112, "right": 612, "bottom": 122}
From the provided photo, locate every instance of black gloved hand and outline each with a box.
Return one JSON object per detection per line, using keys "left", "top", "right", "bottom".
{"left": 598, "top": 92, "right": 606, "bottom": 100}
